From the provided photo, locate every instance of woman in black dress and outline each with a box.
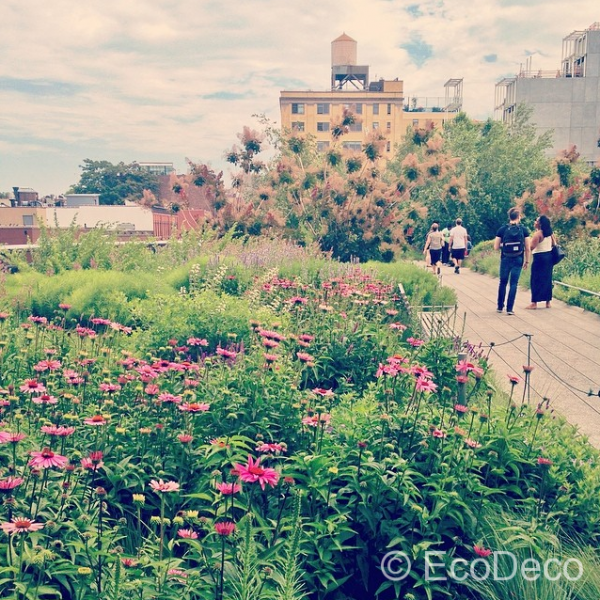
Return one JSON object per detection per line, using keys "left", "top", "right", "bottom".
{"left": 526, "top": 215, "right": 554, "bottom": 309}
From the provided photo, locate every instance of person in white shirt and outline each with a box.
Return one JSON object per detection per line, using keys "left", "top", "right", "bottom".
{"left": 449, "top": 218, "right": 468, "bottom": 274}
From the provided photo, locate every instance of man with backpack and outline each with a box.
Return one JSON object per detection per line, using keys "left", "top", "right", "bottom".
{"left": 494, "top": 207, "right": 531, "bottom": 315}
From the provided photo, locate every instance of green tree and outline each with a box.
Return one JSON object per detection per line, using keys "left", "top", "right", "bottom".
{"left": 391, "top": 108, "right": 553, "bottom": 244}
{"left": 69, "top": 159, "right": 160, "bottom": 205}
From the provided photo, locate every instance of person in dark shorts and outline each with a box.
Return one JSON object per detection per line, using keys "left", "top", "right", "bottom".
{"left": 423, "top": 222, "right": 444, "bottom": 274}
{"left": 449, "top": 218, "right": 468, "bottom": 274}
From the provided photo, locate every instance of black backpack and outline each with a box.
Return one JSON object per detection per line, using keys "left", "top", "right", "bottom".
{"left": 501, "top": 224, "right": 525, "bottom": 257}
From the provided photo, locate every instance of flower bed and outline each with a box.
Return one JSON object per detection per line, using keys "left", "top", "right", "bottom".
{"left": 0, "top": 261, "right": 598, "bottom": 600}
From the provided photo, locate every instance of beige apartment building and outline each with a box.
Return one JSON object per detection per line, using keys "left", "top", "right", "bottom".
{"left": 280, "top": 33, "right": 462, "bottom": 156}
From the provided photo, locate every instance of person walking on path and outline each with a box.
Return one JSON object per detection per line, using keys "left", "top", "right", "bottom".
{"left": 494, "top": 207, "right": 531, "bottom": 315}
{"left": 526, "top": 214, "right": 555, "bottom": 310}
{"left": 449, "top": 218, "right": 468, "bottom": 274}
{"left": 441, "top": 223, "right": 452, "bottom": 265}
{"left": 423, "top": 222, "right": 444, "bottom": 275}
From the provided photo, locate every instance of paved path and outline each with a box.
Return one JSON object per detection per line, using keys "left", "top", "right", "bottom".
{"left": 435, "top": 264, "right": 600, "bottom": 448}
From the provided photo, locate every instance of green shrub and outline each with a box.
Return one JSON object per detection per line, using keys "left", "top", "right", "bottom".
{"left": 2, "top": 269, "right": 174, "bottom": 323}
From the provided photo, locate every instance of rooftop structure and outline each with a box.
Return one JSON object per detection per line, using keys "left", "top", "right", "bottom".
{"left": 494, "top": 23, "right": 600, "bottom": 164}
{"left": 280, "top": 34, "right": 463, "bottom": 156}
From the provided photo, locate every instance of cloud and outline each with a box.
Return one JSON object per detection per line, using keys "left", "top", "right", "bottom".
{"left": 1, "top": 0, "right": 598, "bottom": 195}
{"left": 400, "top": 35, "right": 434, "bottom": 68}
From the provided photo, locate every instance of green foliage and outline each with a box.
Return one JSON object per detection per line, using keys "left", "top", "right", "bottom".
{"left": 31, "top": 223, "right": 117, "bottom": 273}
{"left": 69, "top": 159, "right": 159, "bottom": 205}
{"left": 3, "top": 269, "right": 173, "bottom": 323}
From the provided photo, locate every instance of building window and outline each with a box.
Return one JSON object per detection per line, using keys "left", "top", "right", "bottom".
{"left": 23, "top": 215, "right": 34, "bottom": 227}
{"left": 291, "top": 103, "right": 305, "bottom": 114}
{"left": 372, "top": 122, "right": 379, "bottom": 129}
{"left": 349, "top": 122, "right": 362, "bottom": 132}
{"left": 317, "top": 122, "right": 330, "bottom": 132}
{"left": 317, "top": 103, "right": 330, "bottom": 115}
{"left": 373, "top": 104, "right": 380, "bottom": 115}
{"left": 387, "top": 103, "right": 392, "bottom": 115}
{"left": 355, "top": 103, "right": 362, "bottom": 114}
{"left": 412, "top": 119, "right": 419, "bottom": 126}
{"left": 317, "top": 141, "right": 330, "bottom": 152}
{"left": 291, "top": 122, "right": 305, "bottom": 132}
{"left": 386, "top": 122, "right": 391, "bottom": 130}
{"left": 386, "top": 142, "right": 391, "bottom": 152}
{"left": 342, "top": 141, "right": 362, "bottom": 151}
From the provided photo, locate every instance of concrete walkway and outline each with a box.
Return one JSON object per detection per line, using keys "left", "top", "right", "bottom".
{"left": 435, "top": 263, "right": 600, "bottom": 448}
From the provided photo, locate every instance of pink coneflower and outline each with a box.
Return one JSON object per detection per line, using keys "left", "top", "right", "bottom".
{"left": 263, "top": 353, "right": 279, "bottom": 364}
{"left": 1, "top": 517, "right": 44, "bottom": 535}
{"left": 210, "top": 438, "right": 229, "bottom": 448}
{"left": 0, "top": 312, "right": 10, "bottom": 320}
{"left": 302, "top": 413, "right": 331, "bottom": 427}
{"left": 19, "top": 379, "right": 46, "bottom": 394}
{"left": 454, "top": 404, "right": 469, "bottom": 414}
{"left": 258, "top": 329, "right": 286, "bottom": 342}
{"left": 40, "top": 425, "right": 75, "bottom": 437}
{"left": 256, "top": 442, "right": 285, "bottom": 454}
{"left": 234, "top": 455, "right": 279, "bottom": 490}
{"left": 0, "top": 476, "right": 24, "bottom": 491}
{"left": 473, "top": 545, "right": 492, "bottom": 558}
{"left": 389, "top": 322, "right": 407, "bottom": 331}
{"left": 177, "top": 434, "right": 194, "bottom": 444}
{"left": 121, "top": 558, "right": 139, "bottom": 568}
{"left": 187, "top": 337, "right": 209, "bottom": 347}
{"left": 298, "top": 334, "right": 314, "bottom": 343}
{"left": 465, "top": 439, "right": 482, "bottom": 449}
{"left": 215, "top": 482, "right": 241, "bottom": 495}
{"left": 216, "top": 347, "right": 237, "bottom": 360}
{"left": 58, "top": 303, "right": 71, "bottom": 311}
{"left": 288, "top": 296, "right": 308, "bottom": 305}
{"left": 178, "top": 402, "right": 210, "bottom": 412}
{"left": 84, "top": 415, "right": 107, "bottom": 426}
{"left": 456, "top": 375, "right": 469, "bottom": 385}
{"left": 33, "top": 359, "right": 62, "bottom": 372}
{"left": 312, "top": 388, "right": 334, "bottom": 397}
{"left": 158, "top": 393, "right": 182, "bottom": 404}
{"left": 32, "top": 394, "right": 58, "bottom": 405}
{"left": 411, "top": 365, "right": 433, "bottom": 378}
{"left": 81, "top": 456, "right": 104, "bottom": 471}
{"left": 29, "top": 448, "right": 68, "bottom": 469}
{"left": 406, "top": 337, "right": 425, "bottom": 347}
{"left": 537, "top": 457, "right": 553, "bottom": 467}
{"left": 90, "top": 317, "right": 111, "bottom": 326}
{"left": 149, "top": 479, "right": 180, "bottom": 493}
{"left": 262, "top": 338, "right": 280, "bottom": 348}
{"left": 431, "top": 428, "right": 447, "bottom": 439}
{"left": 75, "top": 326, "right": 96, "bottom": 338}
{"left": 456, "top": 360, "right": 475, "bottom": 374}
{"left": 177, "top": 528, "right": 198, "bottom": 539}
{"left": 214, "top": 521, "right": 236, "bottom": 536}
{"left": 0, "top": 431, "right": 27, "bottom": 444}
{"left": 136, "top": 365, "right": 159, "bottom": 380}
{"left": 145, "top": 384, "right": 160, "bottom": 396}
{"left": 296, "top": 352, "right": 315, "bottom": 363}
{"left": 99, "top": 383, "right": 121, "bottom": 394}
{"left": 507, "top": 374, "right": 520, "bottom": 385}
{"left": 416, "top": 377, "right": 438, "bottom": 393}
{"left": 27, "top": 316, "right": 48, "bottom": 325}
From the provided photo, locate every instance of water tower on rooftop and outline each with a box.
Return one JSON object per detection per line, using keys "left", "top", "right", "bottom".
{"left": 331, "top": 33, "right": 369, "bottom": 90}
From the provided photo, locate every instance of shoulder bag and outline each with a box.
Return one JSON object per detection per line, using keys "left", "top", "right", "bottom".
{"left": 551, "top": 235, "right": 566, "bottom": 266}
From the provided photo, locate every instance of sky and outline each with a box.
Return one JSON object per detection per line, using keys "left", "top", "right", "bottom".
{"left": 1, "top": 1, "right": 598, "bottom": 197}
